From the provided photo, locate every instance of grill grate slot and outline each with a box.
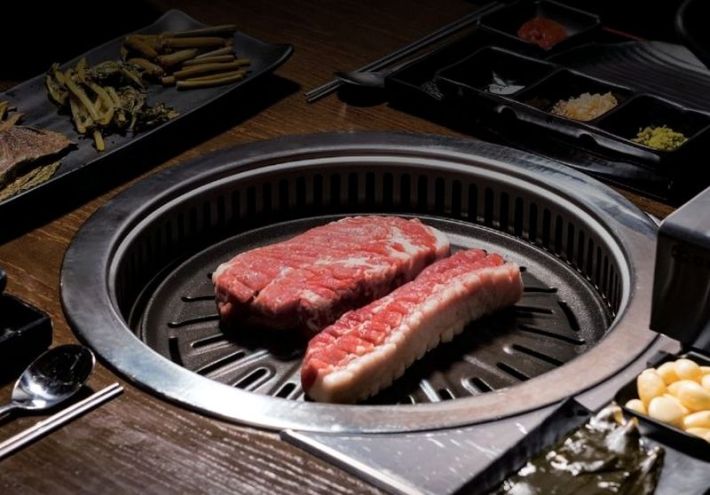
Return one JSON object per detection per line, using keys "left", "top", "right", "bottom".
{"left": 467, "top": 184, "right": 478, "bottom": 222}
{"left": 512, "top": 344, "right": 564, "bottom": 367}
{"left": 196, "top": 350, "right": 247, "bottom": 376}
{"left": 557, "top": 301, "right": 580, "bottom": 332}
{"left": 528, "top": 203, "right": 538, "bottom": 244}
{"left": 168, "top": 337, "right": 182, "bottom": 365}
{"left": 517, "top": 324, "right": 586, "bottom": 346}
{"left": 275, "top": 382, "right": 297, "bottom": 399}
{"left": 438, "top": 388, "right": 455, "bottom": 401}
{"left": 497, "top": 362, "right": 530, "bottom": 381}
{"left": 451, "top": 180, "right": 462, "bottom": 218}
{"left": 234, "top": 368, "right": 270, "bottom": 390}
{"left": 168, "top": 314, "right": 219, "bottom": 328}
{"left": 191, "top": 334, "right": 227, "bottom": 349}
{"left": 513, "top": 197, "right": 524, "bottom": 237}
{"left": 468, "top": 377, "right": 493, "bottom": 393}
{"left": 499, "top": 192, "right": 510, "bottom": 233}
{"left": 484, "top": 188, "right": 494, "bottom": 227}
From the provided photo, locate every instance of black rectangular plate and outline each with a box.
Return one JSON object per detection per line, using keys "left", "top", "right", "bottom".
{"left": 0, "top": 9, "right": 293, "bottom": 215}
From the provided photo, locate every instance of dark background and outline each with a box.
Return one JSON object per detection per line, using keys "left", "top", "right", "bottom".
{"left": 0, "top": 1, "right": 692, "bottom": 81}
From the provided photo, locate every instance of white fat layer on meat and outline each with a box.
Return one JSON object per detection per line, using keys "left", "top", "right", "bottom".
{"left": 267, "top": 222, "right": 447, "bottom": 305}
{"left": 216, "top": 217, "right": 453, "bottom": 330}
{"left": 386, "top": 227, "right": 425, "bottom": 259}
{"left": 308, "top": 263, "right": 523, "bottom": 403}
{"left": 300, "top": 290, "right": 330, "bottom": 306}
{"left": 315, "top": 256, "right": 381, "bottom": 269}
{"left": 430, "top": 225, "right": 450, "bottom": 256}
{"left": 212, "top": 260, "right": 229, "bottom": 281}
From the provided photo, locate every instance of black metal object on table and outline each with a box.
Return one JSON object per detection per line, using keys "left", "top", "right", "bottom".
{"left": 0, "top": 270, "right": 53, "bottom": 383}
{"left": 676, "top": 0, "right": 710, "bottom": 69}
{"left": 652, "top": 185, "right": 710, "bottom": 352}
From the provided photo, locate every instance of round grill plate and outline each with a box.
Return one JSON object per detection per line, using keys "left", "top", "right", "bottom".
{"left": 134, "top": 214, "right": 609, "bottom": 404}
{"left": 61, "top": 133, "right": 658, "bottom": 431}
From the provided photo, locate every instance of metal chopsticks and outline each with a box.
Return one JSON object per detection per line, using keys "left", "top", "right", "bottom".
{"left": 0, "top": 383, "right": 123, "bottom": 461}
{"left": 304, "top": 1, "right": 500, "bottom": 103}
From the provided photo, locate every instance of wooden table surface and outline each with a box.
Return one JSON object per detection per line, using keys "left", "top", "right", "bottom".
{"left": 0, "top": 1, "right": 675, "bottom": 493}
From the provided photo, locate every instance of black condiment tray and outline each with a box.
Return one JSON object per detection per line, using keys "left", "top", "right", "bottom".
{"left": 435, "top": 50, "right": 710, "bottom": 169}
{"left": 614, "top": 350, "right": 710, "bottom": 461}
{"left": 382, "top": 0, "right": 710, "bottom": 203}
{"left": 0, "top": 292, "right": 53, "bottom": 382}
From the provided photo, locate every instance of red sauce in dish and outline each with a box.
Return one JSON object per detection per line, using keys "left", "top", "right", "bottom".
{"left": 517, "top": 16, "right": 568, "bottom": 50}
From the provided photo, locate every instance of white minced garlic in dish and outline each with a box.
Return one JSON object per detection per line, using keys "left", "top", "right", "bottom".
{"left": 551, "top": 91, "right": 618, "bottom": 121}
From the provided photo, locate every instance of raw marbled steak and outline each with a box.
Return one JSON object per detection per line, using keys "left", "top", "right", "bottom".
{"left": 213, "top": 216, "right": 450, "bottom": 335}
{"left": 301, "top": 249, "right": 523, "bottom": 402}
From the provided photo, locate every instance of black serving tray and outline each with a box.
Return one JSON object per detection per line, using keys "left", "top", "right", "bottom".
{"left": 383, "top": 2, "right": 710, "bottom": 203}
{"left": 0, "top": 293, "right": 53, "bottom": 382}
{"left": 0, "top": 9, "right": 293, "bottom": 217}
{"left": 614, "top": 350, "right": 710, "bottom": 461}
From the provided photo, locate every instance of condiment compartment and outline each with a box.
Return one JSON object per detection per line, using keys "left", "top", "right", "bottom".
{"left": 593, "top": 95, "right": 710, "bottom": 163}
{"left": 503, "top": 69, "right": 632, "bottom": 140}
{"left": 614, "top": 351, "right": 710, "bottom": 461}
{"left": 435, "top": 47, "right": 556, "bottom": 109}
{"left": 0, "top": 293, "right": 53, "bottom": 383}
{"left": 386, "top": 27, "right": 537, "bottom": 104}
{"left": 479, "top": 0, "right": 600, "bottom": 54}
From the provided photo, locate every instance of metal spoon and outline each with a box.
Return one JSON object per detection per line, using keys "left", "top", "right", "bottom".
{"left": 0, "top": 345, "right": 95, "bottom": 419}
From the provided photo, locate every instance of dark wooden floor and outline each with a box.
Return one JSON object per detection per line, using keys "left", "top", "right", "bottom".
{"left": 0, "top": 1, "right": 674, "bottom": 493}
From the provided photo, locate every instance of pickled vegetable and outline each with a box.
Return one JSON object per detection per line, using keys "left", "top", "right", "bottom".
{"left": 495, "top": 405, "right": 664, "bottom": 495}
{"left": 46, "top": 59, "right": 177, "bottom": 151}
{"left": 121, "top": 25, "right": 251, "bottom": 89}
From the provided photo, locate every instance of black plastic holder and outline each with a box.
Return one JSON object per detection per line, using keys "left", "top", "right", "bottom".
{"left": 0, "top": 287, "right": 53, "bottom": 383}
